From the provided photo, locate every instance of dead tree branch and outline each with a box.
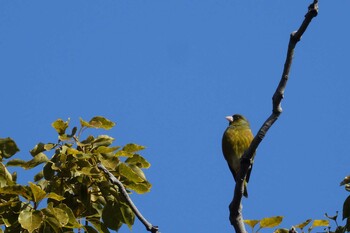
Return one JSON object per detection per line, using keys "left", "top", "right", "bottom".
{"left": 97, "top": 163, "right": 160, "bottom": 233}
{"left": 229, "top": 1, "right": 318, "bottom": 232}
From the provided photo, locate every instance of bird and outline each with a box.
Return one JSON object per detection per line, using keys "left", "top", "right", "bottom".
{"left": 222, "top": 114, "right": 254, "bottom": 198}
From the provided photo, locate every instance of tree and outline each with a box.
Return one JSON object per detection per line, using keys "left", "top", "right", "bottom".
{"left": 0, "top": 116, "right": 159, "bottom": 232}
{"left": 224, "top": 1, "right": 350, "bottom": 232}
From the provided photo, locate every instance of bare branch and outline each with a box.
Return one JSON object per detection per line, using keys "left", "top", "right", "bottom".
{"left": 229, "top": 1, "right": 318, "bottom": 232}
{"left": 97, "top": 163, "right": 160, "bottom": 233}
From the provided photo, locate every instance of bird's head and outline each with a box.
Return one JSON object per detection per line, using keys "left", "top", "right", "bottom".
{"left": 225, "top": 114, "right": 250, "bottom": 127}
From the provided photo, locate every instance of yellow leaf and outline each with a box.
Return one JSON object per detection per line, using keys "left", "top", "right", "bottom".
{"left": 51, "top": 119, "right": 69, "bottom": 135}
{"left": 312, "top": 219, "right": 329, "bottom": 227}
{"left": 274, "top": 228, "right": 289, "bottom": 233}
{"left": 18, "top": 210, "right": 43, "bottom": 233}
{"left": 29, "top": 182, "right": 46, "bottom": 203}
{"left": 47, "top": 192, "right": 65, "bottom": 201}
{"left": 294, "top": 219, "right": 312, "bottom": 229}
{"left": 244, "top": 219, "right": 260, "bottom": 229}
{"left": 260, "top": 216, "right": 283, "bottom": 228}
{"left": 66, "top": 147, "right": 81, "bottom": 155}
{"left": 80, "top": 116, "right": 115, "bottom": 130}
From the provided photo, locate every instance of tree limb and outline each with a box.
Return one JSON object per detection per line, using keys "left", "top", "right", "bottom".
{"left": 229, "top": 1, "right": 318, "bottom": 232}
{"left": 97, "top": 163, "right": 160, "bottom": 233}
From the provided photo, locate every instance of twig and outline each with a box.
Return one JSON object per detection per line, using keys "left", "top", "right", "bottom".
{"left": 229, "top": 1, "right": 318, "bottom": 232}
{"left": 97, "top": 163, "right": 160, "bottom": 233}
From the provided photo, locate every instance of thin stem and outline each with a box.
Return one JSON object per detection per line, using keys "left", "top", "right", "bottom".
{"left": 97, "top": 163, "right": 160, "bottom": 233}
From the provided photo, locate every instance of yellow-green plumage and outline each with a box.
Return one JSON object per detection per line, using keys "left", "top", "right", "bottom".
{"left": 222, "top": 114, "right": 254, "bottom": 198}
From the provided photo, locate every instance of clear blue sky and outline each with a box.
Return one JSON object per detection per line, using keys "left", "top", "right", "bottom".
{"left": 1, "top": 1, "right": 350, "bottom": 232}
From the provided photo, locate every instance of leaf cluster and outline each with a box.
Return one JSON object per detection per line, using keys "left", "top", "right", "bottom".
{"left": 244, "top": 216, "right": 329, "bottom": 233}
{"left": 0, "top": 116, "right": 152, "bottom": 232}
{"left": 243, "top": 175, "right": 350, "bottom": 233}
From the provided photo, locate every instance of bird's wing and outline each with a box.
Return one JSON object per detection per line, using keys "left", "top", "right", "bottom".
{"left": 222, "top": 129, "right": 238, "bottom": 181}
{"left": 242, "top": 129, "right": 254, "bottom": 183}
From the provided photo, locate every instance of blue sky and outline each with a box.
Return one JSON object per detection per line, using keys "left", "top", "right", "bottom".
{"left": 1, "top": 1, "right": 350, "bottom": 232}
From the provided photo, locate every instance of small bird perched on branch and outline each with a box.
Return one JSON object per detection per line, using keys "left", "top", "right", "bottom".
{"left": 222, "top": 114, "right": 254, "bottom": 198}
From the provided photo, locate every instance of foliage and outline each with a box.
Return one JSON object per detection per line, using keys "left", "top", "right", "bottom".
{"left": 0, "top": 116, "right": 152, "bottom": 232}
{"left": 244, "top": 216, "right": 329, "bottom": 233}
{"left": 243, "top": 175, "right": 350, "bottom": 233}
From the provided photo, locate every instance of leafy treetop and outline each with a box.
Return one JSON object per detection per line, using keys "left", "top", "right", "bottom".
{"left": 0, "top": 116, "right": 152, "bottom": 233}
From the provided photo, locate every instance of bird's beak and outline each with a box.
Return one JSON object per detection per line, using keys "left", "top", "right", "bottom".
{"left": 225, "top": 116, "right": 233, "bottom": 122}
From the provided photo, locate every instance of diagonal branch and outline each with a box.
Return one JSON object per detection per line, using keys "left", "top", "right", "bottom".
{"left": 97, "top": 163, "right": 160, "bottom": 233}
{"left": 229, "top": 1, "right": 318, "bottom": 232}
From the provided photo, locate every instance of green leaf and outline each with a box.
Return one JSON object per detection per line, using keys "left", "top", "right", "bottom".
{"left": 11, "top": 171, "right": 17, "bottom": 183}
{"left": 93, "top": 135, "right": 115, "bottom": 148}
{"left": 29, "top": 182, "right": 46, "bottom": 203}
{"left": 80, "top": 116, "right": 115, "bottom": 130}
{"left": 66, "top": 147, "right": 81, "bottom": 155}
{"left": 23, "top": 153, "right": 49, "bottom": 169}
{"left": 30, "top": 143, "right": 56, "bottom": 157}
{"left": 58, "top": 134, "right": 71, "bottom": 141}
{"left": 52, "top": 119, "right": 69, "bottom": 135}
{"left": 115, "top": 150, "right": 134, "bottom": 157}
{"left": 0, "top": 163, "right": 14, "bottom": 187}
{"left": 311, "top": 219, "right": 329, "bottom": 227}
{"left": 80, "top": 118, "right": 91, "bottom": 128}
{"left": 294, "top": 219, "right": 312, "bottom": 229}
{"left": 100, "top": 155, "right": 119, "bottom": 170}
{"left": 42, "top": 209, "right": 61, "bottom": 233}
{"left": 34, "top": 171, "right": 44, "bottom": 182}
{"left": 125, "top": 154, "right": 150, "bottom": 168}
{"left": 79, "top": 166, "right": 100, "bottom": 176}
{"left": 44, "top": 143, "right": 56, "bottom": 151}
{"left": 96, "top": 146, "right": 120, "bottom": 154}
{"left": 7, "top": 153, "right": 48, "bottom": 170}
{"left": 119, "top": 163, "right": 144, "bottom": 183}
{"left": 43, "top": 162, "right": 55, "bottom": 180}
{"left": 260, "top": 216, "right": 283, "bottom": 228}
{"left": 18, "top": 210, "right": 43, "bottom": 233}
{"left": 129, "top": 164, "right": 146, "bottom": 180}
{"left": 47, "top": 192, "right": 65, "bottom": 201}
{"left": 57, "top": 203, "right": 82, "bottom": 228}
{"left": 6, "top": 158, "right": 26, "bottom": 167}
{"left": 52, "top": 207, "right": 69, "bottom": 227}
{"left": 87, "top": 217, "right": 111, "bottom": 233}
{"left": 244, "top": 219, "right": 260, "bottom": 229}
{"left": 68, "top": 127, "right": 78, "bottom": 137}
{"left": 273, "top": 229, "right": 289, "bottom": 233}
{"left": 89, "top": 116, "right": 115, "bottom": 130}
{"left": 125, "top": 181, "right": 152, "bottom": 194}
{"left": 30, "top": 143, "right": 45, "bottom": 156}
{"left": 120, "top": 203, "right": 135, "bottom": 230}
{"left": 0, "top": 137, "right": 20, "bottom": 159}
{"left": 90, "top": 116, "right": 115, "bottom": 130}
{"left": 102, "top": 201, "right": 123, "bottom": 231}
{"left": 122, "top": 143, "right": 145, "bottom": 153}
{"left": 344, "top": 196, "right": 350, "bottom": 220}
{"left": 0, "top": 185, "right": 32, "bottom": 200}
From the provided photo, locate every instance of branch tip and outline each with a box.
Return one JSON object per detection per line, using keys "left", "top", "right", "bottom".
{"left": 307, "top": 0, "right": 319, "bottom": 17}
